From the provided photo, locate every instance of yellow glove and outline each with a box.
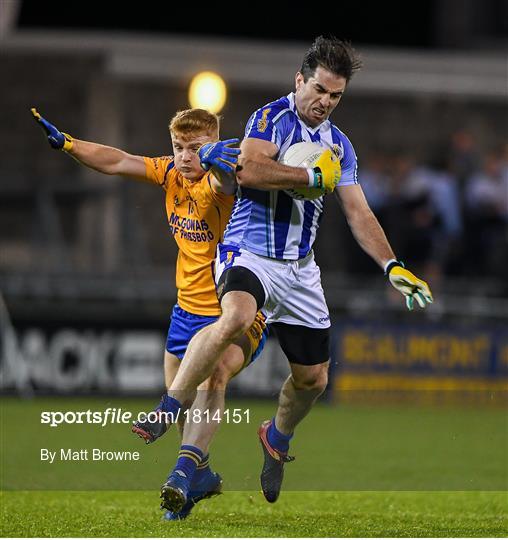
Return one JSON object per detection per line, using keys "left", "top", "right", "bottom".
{"left": 310, "top": 149, "right": 341, "bottom": 192}
{"left": 386, "top": 261, "right": 433, "bottom": 310}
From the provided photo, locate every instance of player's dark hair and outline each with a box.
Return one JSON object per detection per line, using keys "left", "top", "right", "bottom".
{"left": 300, "top": 35, "right": 362, "bottom": 83}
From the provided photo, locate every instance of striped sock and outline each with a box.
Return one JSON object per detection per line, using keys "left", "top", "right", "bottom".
{"left": 172, "top": 445, "right": 203, "bottom": 485}
{"left": 193, "top": 453, "right": 211, "bottom": 483}
{"left": 267, "top": 418, "right": 293, "bottom": 453}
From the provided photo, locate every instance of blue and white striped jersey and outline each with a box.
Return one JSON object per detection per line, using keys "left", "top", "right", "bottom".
{"left": 223, "top": 93, "right": 359, "bottom": 260}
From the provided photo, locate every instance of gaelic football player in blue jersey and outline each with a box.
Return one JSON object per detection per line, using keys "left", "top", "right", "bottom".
{"left": 156, "top": 36, "right": 433, "bottom": 511}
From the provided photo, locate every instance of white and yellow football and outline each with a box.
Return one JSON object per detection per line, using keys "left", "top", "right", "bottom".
{"left": 278, "top": 141, "right": 327, "bottom": 200}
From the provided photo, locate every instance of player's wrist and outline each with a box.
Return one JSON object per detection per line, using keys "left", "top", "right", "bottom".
{"left": 307, "top": 167, "right": 323, "bottom": 188}
{"left": 384, "top": 258, "right": 404, "bottom": 276}
{"left": 305, "top": 168, "right": 316, "bottom": 187}
{"left": 200, "top": 160, "right": 211, "bottom": 171}
{"left": 61, "top": 133, "right": 74, "bottom": 152}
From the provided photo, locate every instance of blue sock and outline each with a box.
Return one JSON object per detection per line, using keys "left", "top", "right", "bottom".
{"left": 267, "top": 418, "right": 293, "bottom": 453}
{"left": 193, "top": 454, "right": 211, "bottom": 483}
{"left": 171, "top": 445, "right": 203, "bottom": 487}
{"left": 158, "top": 394, "right": 182, "bottom": 423}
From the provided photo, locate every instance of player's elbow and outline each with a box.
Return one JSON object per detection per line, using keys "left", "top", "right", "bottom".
{"left": 98, "top": 152, "right": 133, "bottom": 176}
{"left": 90, "top": 161, "right": 123, "bottom": 176}
{"left": 100, "top": 165, "right": 121, "bottom": 176}
{"left": 346, "top": 199, "right": 376, "bottom": 222}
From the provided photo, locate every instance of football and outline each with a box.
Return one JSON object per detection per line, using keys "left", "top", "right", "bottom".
{"left": 278, "top": 141, "right": 327, "bottom": 200}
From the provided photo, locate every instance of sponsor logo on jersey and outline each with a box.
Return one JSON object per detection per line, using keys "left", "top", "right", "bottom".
{"left": 168, "top": 213, "right": 215, "bottom": 242}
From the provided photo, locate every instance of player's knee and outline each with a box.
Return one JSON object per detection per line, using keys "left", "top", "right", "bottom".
{"left": 292, "top": 365, "right": 328, "bottom": 394}
{"left": 202, "top": 363, "right": 232, "bottom": 391}
{"left": 216, "top": 310, "right": 253, "bottom": 342}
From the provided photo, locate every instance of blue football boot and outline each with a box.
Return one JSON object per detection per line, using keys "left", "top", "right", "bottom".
{"left": 160, "top": 472, "right": 189, "bottom": 513}
{"left": 162, "top": 470, "right": 223, "bottom": 520}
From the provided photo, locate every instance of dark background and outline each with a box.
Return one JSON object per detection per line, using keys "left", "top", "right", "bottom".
{"left": 1, "top": 0, "right": 507, "bottom": 400}
{"left": 16, "top": 0, "right": 508, "bottom": 49}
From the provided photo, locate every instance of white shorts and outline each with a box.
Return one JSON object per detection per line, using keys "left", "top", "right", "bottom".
{"left": 215, "top": 245, "right": 330, "bottom": 329}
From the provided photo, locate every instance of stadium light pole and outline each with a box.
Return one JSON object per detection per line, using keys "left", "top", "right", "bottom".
{"left": 188, "top": 71, "right": 227, "bottom": 113}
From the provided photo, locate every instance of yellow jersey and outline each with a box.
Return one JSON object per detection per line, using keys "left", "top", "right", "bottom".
{"left": 144, "top": 156, "right": 234, "bottom": 316}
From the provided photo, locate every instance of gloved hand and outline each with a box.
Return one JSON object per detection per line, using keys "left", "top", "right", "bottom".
{"left": 386, "top": 261, "right": 433, "bottom": 310}
{"left": 310, "top": 149, "right": 341, "bottom": 192}
{"left": 198, "top": 138, "right": 241, "bottom": 174}
{"left": 31, "top": 108, "right": 74, "bottom": 151}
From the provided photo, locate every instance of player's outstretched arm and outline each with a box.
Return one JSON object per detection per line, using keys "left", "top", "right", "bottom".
{"left": 198, "top": 138, "right": 241, "bottom": 195}
{"left": 236, "top": 138, "right": 340, "bottom": 191}
{"left": 336, "top": 184, "right": 433, "bottom": 310}
{"left": 31, "top": 108, "right": 147, "bottom": 180}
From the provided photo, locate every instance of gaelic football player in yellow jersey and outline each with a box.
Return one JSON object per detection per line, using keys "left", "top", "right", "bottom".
{"left": 31, "top": 107, "right": 268, "bottom": 520}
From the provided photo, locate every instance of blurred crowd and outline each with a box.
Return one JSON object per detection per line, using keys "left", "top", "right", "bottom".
{"left": 358, "top": 130, "right": 508, "bottom": 285}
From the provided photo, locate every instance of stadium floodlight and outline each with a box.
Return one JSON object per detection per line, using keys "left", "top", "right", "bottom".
{"left": 188, "top": 71, "right": 227, "bottom": 113}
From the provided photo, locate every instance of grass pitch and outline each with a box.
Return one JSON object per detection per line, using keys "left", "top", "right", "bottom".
{"left": 1, "top": 490, "right": 506, "bottom": 537}
{"left": 1, "top": 397, "right": 507, "bottom": 536}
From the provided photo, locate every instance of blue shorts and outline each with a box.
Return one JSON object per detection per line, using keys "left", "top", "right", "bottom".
{"left": 166, "top": 304, "right": 267, "bottom": 364}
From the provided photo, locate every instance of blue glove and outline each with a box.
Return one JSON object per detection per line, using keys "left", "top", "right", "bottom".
{"left": 198, "top": 138, "right": 240, "bottom": 174}
{"left": 31, "top": 108, "right": 74, "bottom": 151}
